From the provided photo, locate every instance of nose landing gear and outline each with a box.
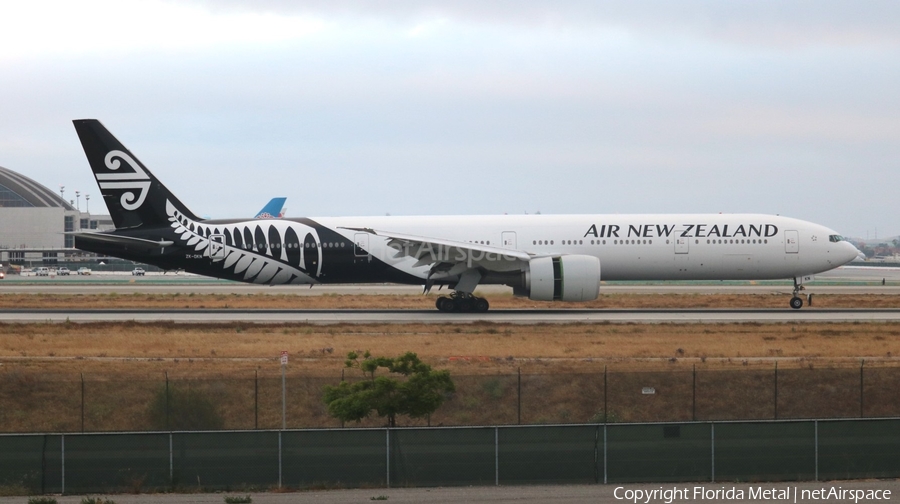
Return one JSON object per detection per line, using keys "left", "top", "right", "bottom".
{"left": 789, "top": 277, "right": 808, "bottom": 309}
{"left": 435, "top": 291, "right": 490, "bottom": 313}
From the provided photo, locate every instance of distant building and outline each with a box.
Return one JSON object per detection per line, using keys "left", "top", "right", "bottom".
{"left": 0, "top": 165, "right": 112, "bottom": 265}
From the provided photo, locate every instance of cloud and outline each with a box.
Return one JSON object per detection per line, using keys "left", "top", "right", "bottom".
{"left": 0, "top": 0, "right": 327, "bottom": 61}
{"left": 191, "top": 0, "right": 900, "bottom": 48}
{"left": 1, "top": 1, "right": 898, "bottom": 238}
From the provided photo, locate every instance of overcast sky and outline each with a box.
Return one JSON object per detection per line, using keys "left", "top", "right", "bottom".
{"left": 1, "top": 1, "right": 898, "bottom": 240}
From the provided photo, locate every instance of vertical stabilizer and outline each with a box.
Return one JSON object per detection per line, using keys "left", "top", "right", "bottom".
{"left": 73, "top": 119, "right": 201, "bottom": 230}
{"left": 255, "top": 197, "right": 287, "bottom": 219}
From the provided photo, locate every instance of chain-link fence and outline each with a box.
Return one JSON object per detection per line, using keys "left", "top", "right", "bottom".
{"left": 2, "top": 419, "right": 899, "bottom": 494}
{"left": 1, "top": 363, "right": 898, "bottom": 433}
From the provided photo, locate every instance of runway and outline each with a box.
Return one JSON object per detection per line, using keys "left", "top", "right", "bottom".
{"left": 3, "top": 307, "right": 900, "bottom": 323}
{"left": 2, "top": 265, "right": 900, "bottom": 295}
{"left": 3, "top": 265, "right": 900, "bottom": 323}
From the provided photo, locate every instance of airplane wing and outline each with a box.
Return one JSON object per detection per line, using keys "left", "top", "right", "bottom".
{"left": 344, "top": 227, "right": 532, "bottom": 292}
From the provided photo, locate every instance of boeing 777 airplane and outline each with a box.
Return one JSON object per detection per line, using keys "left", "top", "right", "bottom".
{"left": 71, "top": 119, "right": 860, "bottom": 312}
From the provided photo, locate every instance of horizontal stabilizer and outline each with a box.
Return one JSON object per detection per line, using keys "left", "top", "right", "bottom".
{"left": 70, "top": 232, "right": 174, "bottom": 250}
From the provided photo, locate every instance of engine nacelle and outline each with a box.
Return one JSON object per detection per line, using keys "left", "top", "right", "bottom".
{"left": 527, "top": 255, "right": 601, "bottom": 302}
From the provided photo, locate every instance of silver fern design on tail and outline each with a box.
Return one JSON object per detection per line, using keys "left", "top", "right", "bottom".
{"left": 166, "top": 200, "right": 318, "bottom": 285}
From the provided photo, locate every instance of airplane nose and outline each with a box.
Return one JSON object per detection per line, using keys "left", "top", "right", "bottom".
{"left": 841, "top": 242, "right": 862, "bottom": 264}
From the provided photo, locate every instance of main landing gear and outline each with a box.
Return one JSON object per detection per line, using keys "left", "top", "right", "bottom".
{"left": 435, "top": 292, "right": 490, "bottom": 313}
{"left": 789, "top": 278, "right": 813, "bottom": 309}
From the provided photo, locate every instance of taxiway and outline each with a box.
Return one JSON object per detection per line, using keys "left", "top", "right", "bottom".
{"left": 2, "top": 308, "right": 899, "bottom": 324}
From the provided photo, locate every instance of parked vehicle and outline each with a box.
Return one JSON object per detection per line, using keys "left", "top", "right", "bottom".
{"left": 132, "top": 267, "right": 145, "bottom": 276}
{"left": 35, "top": 267, "right": 50, "bottom": 276}
{"left": 77, "top": 267, "right": 92, "bottom": 275}
{"left": 58, "top": 267, "right": 70, "bottom": 276}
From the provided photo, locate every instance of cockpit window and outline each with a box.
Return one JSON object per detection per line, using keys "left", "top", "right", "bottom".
{"left": 829, "top": 235, "right": 845, "bottom": 242}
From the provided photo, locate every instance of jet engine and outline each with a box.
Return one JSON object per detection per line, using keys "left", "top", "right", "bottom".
{"left": 527, "top": 255, "right": 600, "bottom": 302}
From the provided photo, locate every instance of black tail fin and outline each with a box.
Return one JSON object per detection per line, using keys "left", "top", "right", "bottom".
{"left": 73, "top": 119, "right": 201, "bottom": 230}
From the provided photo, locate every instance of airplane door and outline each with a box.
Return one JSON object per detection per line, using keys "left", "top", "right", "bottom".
{"left": 209, "top": 234, "right": 226, "bottom": 260}
{"left": 785, "top": 230, "right": 799, "bottom": 254}
{"left": 354, "top": 233, "right": 370, "bottom": 257}
{"left": 501, "top": 231, "right": 517, "bottom": 249}
{"left": 674, "top": 237, "right": 689, "bottom": 254}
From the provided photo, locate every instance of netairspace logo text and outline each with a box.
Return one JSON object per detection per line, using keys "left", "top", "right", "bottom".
{"left": 613, "top": 485, "right": 891, "bottom": 504}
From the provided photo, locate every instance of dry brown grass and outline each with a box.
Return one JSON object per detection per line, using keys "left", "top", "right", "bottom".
{"left": 2, "top": 292, "right": 900, "bottom": 309}
{"left": 1, "top": 320, "right": 898, "bottom": 376}
{"left": 1, "top": 320, "right": 899, "bottom": 431}
{"left": 2, "top": 293, "right": 899, "bottom": 431}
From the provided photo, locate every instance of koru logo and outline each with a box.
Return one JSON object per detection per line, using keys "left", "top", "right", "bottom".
{"left": 96, "top": 150, "right": 151, "bottom": 211}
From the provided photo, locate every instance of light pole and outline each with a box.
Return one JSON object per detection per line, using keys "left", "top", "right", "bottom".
{"left": 75, "top": 190, "right": 80, "bottom": 211}
{"left": 59, "top": 185, "right": 65, "bottom": 203}
{"left": 85, "top": 194, "right": 90, "bottom": 214}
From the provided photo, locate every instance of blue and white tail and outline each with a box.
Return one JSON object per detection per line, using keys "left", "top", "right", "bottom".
{"left": 255, "top": 197, "right": 287, "bottom": 219}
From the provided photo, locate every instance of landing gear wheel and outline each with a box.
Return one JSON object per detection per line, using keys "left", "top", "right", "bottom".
{"left": 435, "top": 292, "right": 491, "bottom": 313}
{"left": 456, "top": 297, "right": 475, "bottom": 313}
{"left": 789, "top": 277, "right": 807, "bottom": 310}
{"left": 436, "top": 297, "right": 455, "bottom": 312}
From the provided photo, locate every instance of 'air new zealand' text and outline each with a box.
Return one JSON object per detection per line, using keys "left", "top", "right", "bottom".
{"left": 584, "top": 224, "right": 779, "bottom": 239}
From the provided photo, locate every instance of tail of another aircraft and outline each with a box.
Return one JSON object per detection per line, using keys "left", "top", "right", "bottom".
{"left": 255, "top": 197, "right": 287, "bottom": 219}
{"left": 73, "top": 119, "right": 201, "bottom": 230}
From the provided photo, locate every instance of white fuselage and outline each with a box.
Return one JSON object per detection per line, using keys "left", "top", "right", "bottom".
{"left": 305, "top": 213, "right": 859, "bottom": 284}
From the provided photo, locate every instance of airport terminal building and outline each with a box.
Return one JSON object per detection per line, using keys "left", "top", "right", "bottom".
{"left": 0, "top": 165, "right": 112, "bottom": 266}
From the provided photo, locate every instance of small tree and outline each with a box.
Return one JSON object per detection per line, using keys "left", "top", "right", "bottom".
{"left": 323, "top": 351, "right": 455, "bottom": 427}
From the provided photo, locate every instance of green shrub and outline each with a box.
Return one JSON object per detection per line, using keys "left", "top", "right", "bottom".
{"left": 27, "top": 497, "right": 57, "bottom": 504}
{"left": 81, "top": 497, "right": 116, "bottom": 504}
{"left": 481, "top": 378, "right": 505, "bottom": 399}
{"left": 147, "top": 384, "right": 224, "bottom": 430}
{"left": 224, "top": 496, "right": 252, "bottom": 504}
{"left": 590, "top": 408, "right": 620, "bottom": 423}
